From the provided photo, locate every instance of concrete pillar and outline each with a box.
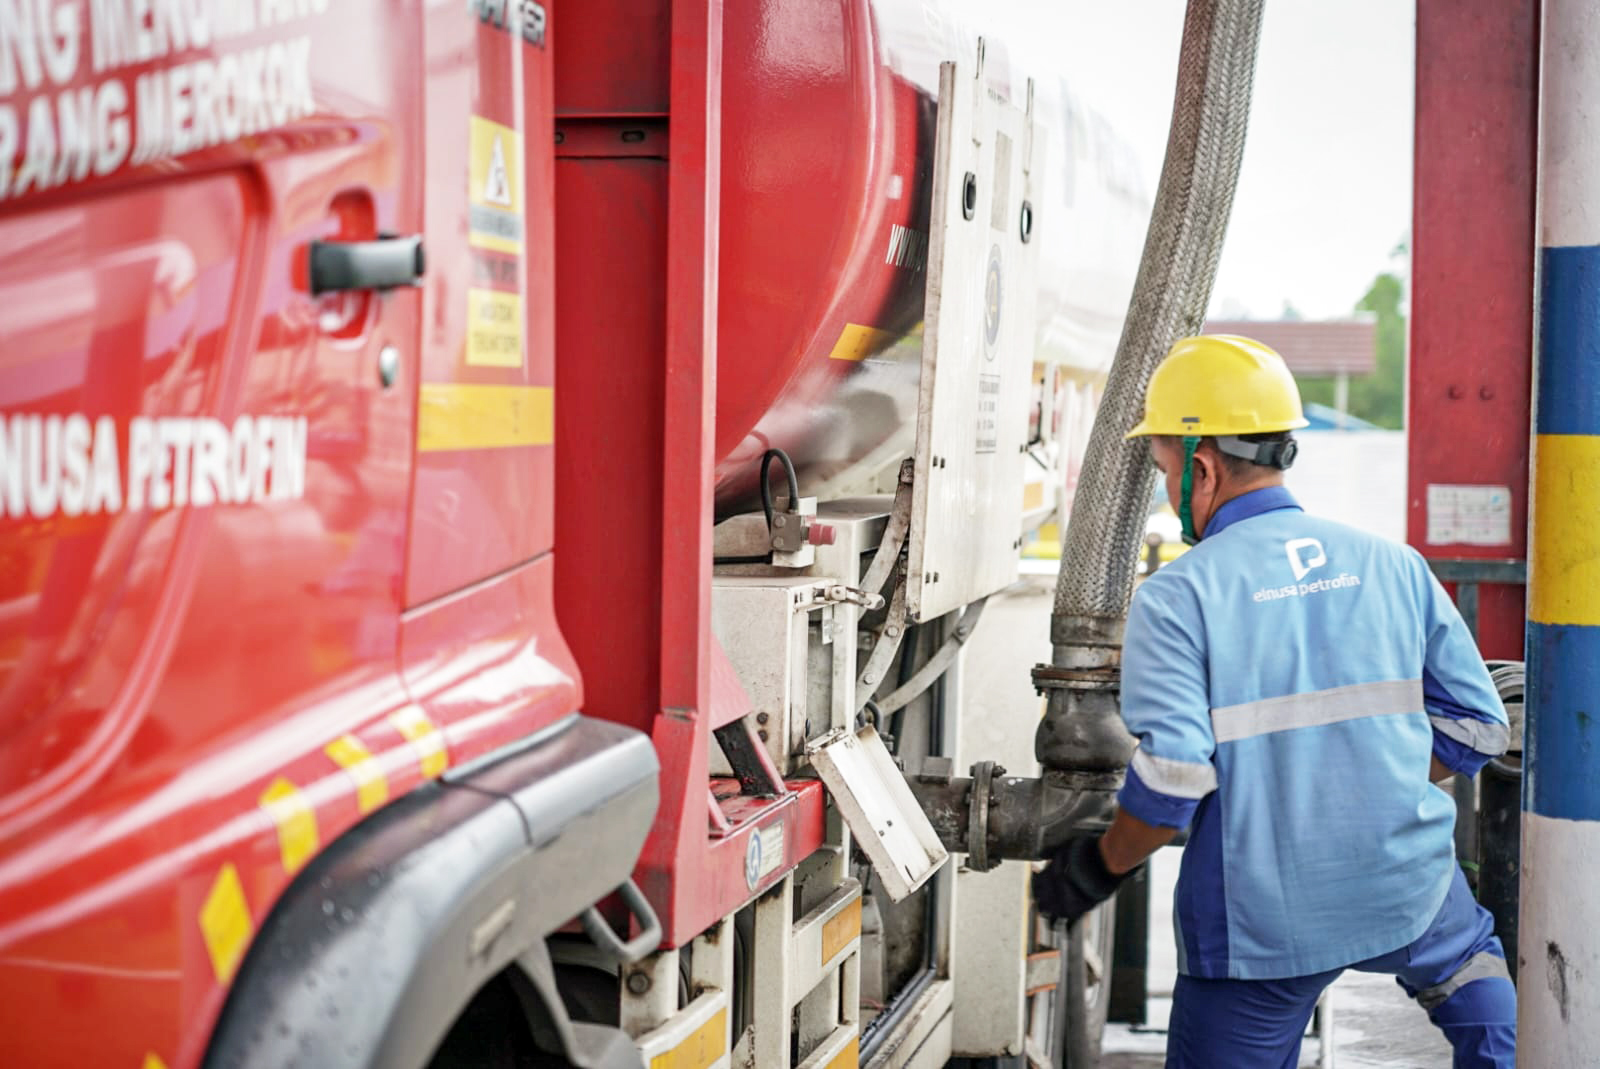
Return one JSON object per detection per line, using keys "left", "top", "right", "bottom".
{"left": 1521, "top": 1, "right": 1600, "bottom": 1059}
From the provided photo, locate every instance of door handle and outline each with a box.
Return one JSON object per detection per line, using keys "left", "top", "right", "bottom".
{"left": 308, "top": 234, "right": 425, "bottom": 295}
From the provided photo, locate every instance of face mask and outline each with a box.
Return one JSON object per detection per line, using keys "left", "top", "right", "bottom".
{"left": 1178, "top": 435, "right": 1201, "bottom": 546}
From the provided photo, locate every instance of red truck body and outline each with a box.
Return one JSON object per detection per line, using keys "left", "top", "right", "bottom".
{"left": 0, "top": 0, "right": 1146, "bottom": 1063}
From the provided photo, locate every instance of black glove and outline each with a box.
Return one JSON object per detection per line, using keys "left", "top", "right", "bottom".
{"left": 1031, "top": 834, "right": 1130, "bottom": 925}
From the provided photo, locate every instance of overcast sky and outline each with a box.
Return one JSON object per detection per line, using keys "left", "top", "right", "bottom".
{"left": 988, "top": 0, "right": 1416, "bottom": 321}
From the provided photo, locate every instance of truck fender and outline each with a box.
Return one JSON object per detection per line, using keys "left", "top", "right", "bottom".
{"left": 203, "top": 713, "right": 658, "bottom": 1069}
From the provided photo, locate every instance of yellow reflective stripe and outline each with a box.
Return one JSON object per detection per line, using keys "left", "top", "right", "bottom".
{"left": 1530, "top": 433, "right": 1600, "bottom": 626}
{"left": 143, "top": 1054, "right": 170, "bottom": 1069}
{"left": 390, "top": 706, "right": 450, "bottom": 779}
{"left": 828, "top": 323, "right": 897, "bottom": 362}
{"left": 418, "top": 384, "right": 553, "bottom": 452}
{"left": 821, "top": 897, "right": 861, "bottom": 967}
{"left": 325, "top": 734, "right": 389, "bottom": 814}
{"left": 648, "top": 1008, "right": 727, "bottom": 1069}
{"left": 825, "top": 1039, "right": 859, "bottom": 1069}
{"left": 198, "top": 863, "right": 253, "bottom": 984}
{"left": 258, "top": 778, "right": 320, "bottom": 876}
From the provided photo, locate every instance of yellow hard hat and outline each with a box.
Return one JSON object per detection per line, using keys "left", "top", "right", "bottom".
{"left": 1125, "top": 334, "right": 1310, "bottom": 439}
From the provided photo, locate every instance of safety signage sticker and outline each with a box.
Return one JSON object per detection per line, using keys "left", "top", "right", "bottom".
{"left": 744, "top": 820, "right": 785, "bottom": 889}
{"left": 468, "top": 115, "right": 522, "bottom": 253}
{"left": 466, "top": 115, "right": 524, "bottom": 367}
{"left": 1426, "top": 484, "right": 1513, "bottom": 546}
{"left": 465, "top": 288, "right": 522, "bottom": 368}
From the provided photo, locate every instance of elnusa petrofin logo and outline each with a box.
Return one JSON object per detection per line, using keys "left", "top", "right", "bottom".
{"left": 1253, "top": 536, "right": 1363, "bottom": 602}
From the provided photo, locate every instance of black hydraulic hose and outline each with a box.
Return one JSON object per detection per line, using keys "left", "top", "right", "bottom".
{"left": 715, "top": 448, "right": 801, "bottom": 566}
{"left": 759, "top": 448, "right": 800, "bottom": 530}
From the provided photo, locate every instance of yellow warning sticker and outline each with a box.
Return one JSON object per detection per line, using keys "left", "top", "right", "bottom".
{"left": 470, "top": 116, "right": 523, "bottom": 253}
{"left": 258, "top": 777, "right": 320, "bottom": 877}
{"left": 198, "top": 863, "right": 252, "bottom": 985}
{"left": 143, "top": 1054, "right": 170, "bottom": 1069}
{"left": 466, "top": 288, "right": 524, "bottom": 367}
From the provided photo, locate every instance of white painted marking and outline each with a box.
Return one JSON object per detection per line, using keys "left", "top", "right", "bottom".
{"left": 1542, "top": 0, "right": 1600, "bottom": 247}
{"left": 1519, "top": 811, "right": 1600, "bottom": 1064}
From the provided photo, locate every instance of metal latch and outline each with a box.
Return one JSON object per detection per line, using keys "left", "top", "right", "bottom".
{"left": 795, "top": 585, "right": 887, "bottom": 613}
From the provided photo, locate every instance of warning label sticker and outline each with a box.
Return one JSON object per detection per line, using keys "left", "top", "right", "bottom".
{"left": 465, "top": 114, "right": 524, "bottom": 367}
{"left": 466, "top": 288, "right": 523, "bottom": 367}
{"left": 469, "top": 115, "right": 522, "bottom": 253}
{"left": 1426, "top": 484, "right": 1513, "bottom": 546}
{"left": 975, "top": 373, "right": 1001, "bottom": 453}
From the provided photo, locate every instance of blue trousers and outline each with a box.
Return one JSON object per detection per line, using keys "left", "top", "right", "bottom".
{"left": 1166, "top": 865, "right": 1515, "bottom": 1068}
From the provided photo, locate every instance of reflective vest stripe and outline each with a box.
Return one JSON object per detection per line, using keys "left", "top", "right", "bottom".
{"left": 1211, "top": 679, "right": 1424, "bottom": 744}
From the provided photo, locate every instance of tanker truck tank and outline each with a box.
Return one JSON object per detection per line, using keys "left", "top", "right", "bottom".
{"left": 714, "top": 0, "right": 1150, "bottom": 512}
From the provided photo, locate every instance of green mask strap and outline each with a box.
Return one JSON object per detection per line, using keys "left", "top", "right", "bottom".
{"left": 1179, "top": 435, "right": 1202, "bottom": 546}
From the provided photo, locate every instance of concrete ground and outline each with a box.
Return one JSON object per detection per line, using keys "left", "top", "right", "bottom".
{"left": 965, "top": 577, "right": 1453, "bottom": 1067}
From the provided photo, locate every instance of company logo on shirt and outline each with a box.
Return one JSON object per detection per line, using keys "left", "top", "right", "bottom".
{"left": 1285, "top": 537, "right": 1327, "bottom": 580}
{"left": 1252, "top": 536, "right": 1363, "bottom": 603}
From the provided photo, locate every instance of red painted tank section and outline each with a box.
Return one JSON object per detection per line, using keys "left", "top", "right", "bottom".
{"left": 713, "top": 0, "right": 933, "bottom": 508}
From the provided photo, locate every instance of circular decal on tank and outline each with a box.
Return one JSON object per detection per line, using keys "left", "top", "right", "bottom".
{"left": 984, "top": 245, "right": 1003, "bottom": 357}
{"left": 745, "top": 831, "right": 763, "bottom": 890}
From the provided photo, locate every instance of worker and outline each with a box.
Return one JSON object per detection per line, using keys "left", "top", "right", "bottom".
{"left": 1033, "top": 335, "right": 1517, "bottom": 1067}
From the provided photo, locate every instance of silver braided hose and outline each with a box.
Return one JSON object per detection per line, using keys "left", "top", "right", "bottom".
{"left": 1046, "top": 10, "right": 1265, "bottom": 1061}
{"left": 1051, "top": 0, "right": 1264, "bottom": 639}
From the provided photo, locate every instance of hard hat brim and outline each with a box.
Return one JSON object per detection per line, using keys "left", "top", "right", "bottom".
{"left": 1123, "top": 416, "right": 1310, "bottom": 440}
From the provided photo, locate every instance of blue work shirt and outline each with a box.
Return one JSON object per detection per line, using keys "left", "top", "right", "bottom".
{"left": 1117, "top": 486, "right": 1509, "bottom": 980}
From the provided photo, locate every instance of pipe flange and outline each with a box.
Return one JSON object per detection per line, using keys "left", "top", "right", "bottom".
{"left": 1030, "top": 663, "right": 1122, "bottom": 694}
{"left": 967, "top": 761, "right": 1005, "bottom": 872}
{"left": 1043, "top": 769, "right": 1126, "bottom": 794}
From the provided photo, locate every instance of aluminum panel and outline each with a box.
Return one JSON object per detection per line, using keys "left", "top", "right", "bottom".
{"left": 808, "top": 726, "right": 948, "bottom": 902}
{"left": 908, "top": 42, "right": 1041, "bottom": 621}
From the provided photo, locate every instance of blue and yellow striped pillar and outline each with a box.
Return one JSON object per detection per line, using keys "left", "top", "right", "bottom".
{"left": 1522, "top": 2, "right": 1600, "bottom": 1057}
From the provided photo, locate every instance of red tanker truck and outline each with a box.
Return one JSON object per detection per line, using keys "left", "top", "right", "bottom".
{"left": 0, "top": 0, "right": 1146, "bottom": 1065}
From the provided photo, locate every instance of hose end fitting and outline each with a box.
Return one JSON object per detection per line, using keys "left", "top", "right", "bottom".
{"left": 1034, "top": 615, "right": 1136, "bottom": 773}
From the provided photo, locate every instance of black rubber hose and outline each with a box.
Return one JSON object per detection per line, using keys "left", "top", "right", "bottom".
{"left": 718, "top": 448, "right": 800, "bottom": 566}
{"left": 759, "top": 448, "right": 800, "bottom": 530}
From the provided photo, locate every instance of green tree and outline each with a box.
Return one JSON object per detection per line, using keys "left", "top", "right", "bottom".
{"left": 1292, "top": 271, "right": 1406, "bottom": 428}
